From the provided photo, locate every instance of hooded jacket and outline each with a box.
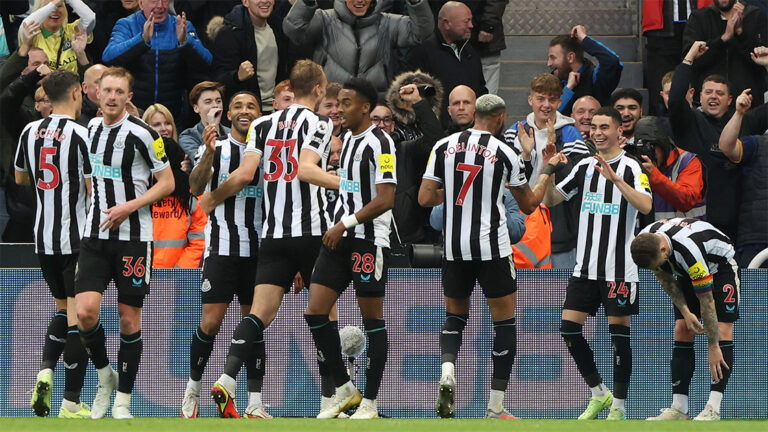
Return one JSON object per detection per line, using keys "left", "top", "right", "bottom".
{"left": 284, "top": 0, "right": 434, "bottom": 95}
{"left": 386, "top": 71, "right": 444, "bottom": 244}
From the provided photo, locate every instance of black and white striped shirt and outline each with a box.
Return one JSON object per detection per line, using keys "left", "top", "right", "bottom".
{"left": 196, "top": 135, "right": 263, "bottom": 258}
{"left": 556, "top": 151, "right": 652, "bottom": 281}
{"left": 640, "top": 218, "right": 736, "bottom": 291}
{"left": 14, "top": 115, "right": 91, "bottom": 254}
{"left": 424, "top": 129, "right": 526, "bottom": 261}
{"left": 334, "top": 125, "right": 397, "bottom": 248}
{"left": 85, "top": 113, "right": 169, "bottom": 242}
{"left": 245, "top": 104, "right": 332, "bottom": 239}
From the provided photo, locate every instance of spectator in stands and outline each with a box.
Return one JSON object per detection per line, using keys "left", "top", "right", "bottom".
{"left": 18, "top": 0, "right": 94, "bottom": 73}
{"left": 642, "top": 0, "right": 708, "bottom": 116}
{"left": 179, "top": 81, "right": 230, "bottom": 160}
{"left": 143, "top": 104, "right": 207, "bottom": 268}
{"left": 659, "top": 70, "right": 695, "bottom": 113}
{"left": 571, "top": 95, "right": 599, "bottom": 141}
{"left": 76, "top": 63, "right": 105, "bottom": 125}
{"left": 611, "top": 88, "right": 643, "bottom": 144}
{"left": 210, "top": 0, "right": 290, "bottom": 115}
{"left": 669, "top": 41, "right": 768, "bottom": 244}
{"left": 386, "top": 70, "right": 444, "bottom": 244}
{"left": 317, "top": 82, "right": 343, "bottom": 136}
{"left": 548, "top": 25, "right": 623, "bottom": 116}
{"left": 371, "top": 103, "right": 395, "bottom": 135}
{"left": 173, "top": 0, "right": 239, "bottom": 49}
{"left": 504, "top": 73, "right": 589, "bottom": 269}
{"left": 88, "top": 0, "right": 140, "bottom": 64}
{"left": 407, "top": 1, "right": 486, "bottom": 127}
{"left": 635, "top": 116, "right": 706, "bottom": 221}
{"left": 272, "top": 78, "right": 294, "bottom": 111}
{"left": 102, "top": 0, "right": 212, "bottom": 119}
{"left": 285, "top": 0, "right": 433, "bottom": 96}
{"left": 719, "top": 52, "right": 768, "bottom": 267}
{"left": 683, "top": 0, "right": 767, "bottom": 106}
{"left": 445, "top": 84, "right": 475, "bottom": 133}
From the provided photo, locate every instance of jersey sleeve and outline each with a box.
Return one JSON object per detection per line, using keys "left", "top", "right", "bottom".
{"left": 375, "top": 135, "right": 397, "bottom": 185}
{"left": 677, "top": 238, "right": 714, "bottom": 294}
{"left": 244, "top": 118, "right": 266, "bottom": 156}
{"left": 631, "top": 163, "right": 653, "bottom": 198}
{"left": 506, "top": 152, "right": 527, "bottom": 188}
{"left": 302, "top": 117, "right": 333, "bottom": 158}
{"left": 555, "top": 160, "right": 583, "bottom": 201}
{"left": 79, "top": 133, "right": 92, "bottom": 178}
{"left": 422, "top": 142, "right": 444, "bottom": 183}
{"left": 146, "top": 133, "right": 171, "bottom": 173}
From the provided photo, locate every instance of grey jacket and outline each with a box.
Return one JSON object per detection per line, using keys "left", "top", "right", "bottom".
{"left": 179, "top": 121, "right": 231, "bottom": 160}
{"left": 284, "top": 0, "right": 434, "bottom": 94}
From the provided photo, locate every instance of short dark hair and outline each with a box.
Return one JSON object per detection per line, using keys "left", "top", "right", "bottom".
{"left": 610, "top": 88, "right": 643, "bottom": 106}
{"left": 41, "top": 69, "right": 80, "bottom": 104}
{"left": 702, "top": 74, "right": 732, "bottom": 95}
{"left": 290, "top": 60, "right": 325, "bottom": 98}
{"left": 228, "top": 90, "right": 259, "bottom": 108}
{"left": 630, "top": 233, "right": 662, "bottom": 269}
{"left": 592, "top": 106, "right": 622, "bottom": 126}
{"left": 549, "top": 35, "right": 584, "bottom": 62}
{"left": 189, "top": 81, "right": 225, "bottom": 106}
{"left": 343, "top": 78, "right": 378, "bottom": 110}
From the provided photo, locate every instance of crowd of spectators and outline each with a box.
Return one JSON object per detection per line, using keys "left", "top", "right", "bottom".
{"left": 1, "top": 0, "right": 766, "bottom": 268}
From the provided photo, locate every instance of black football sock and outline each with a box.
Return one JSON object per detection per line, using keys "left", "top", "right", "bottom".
{"left": 246, "top": 338, "right": 265, "bottom": 393}
{"left": 362, "top": 318, "right": 388, "bottom": 400}
{"left": 41, "top": 309, "right": 68, "bottom": 370}
{"left": 561, "top": 320, "right": 602, "bottom": 387}
{"left": 671, "top": 340, "right": 695, "bottom": 396}
{"left": 711, "top": 341, "right": 734, "bottom": 393}
{"left": 609, "top": 324, "right": 632, "bottom": 399}
{"left": 79, "top": 320, "right": 109, "bottom": 369}
{"left": 319, "top": 321, "right": 338, "bottom": 397}
{"left": 222, "top": 314, "right": 263, "bottom": 380}
{"left": 189, "top": 326, "right": 215, "bottom": 382}
{"left": 305, "top": 314, "right": 349, "bottom": 387}
{"left": 117, "top": 331, "right": 142, "bottom": 394}
{"left": 491, "top": 317, "right": 517, "bottom": 391}
{"left": 440, "top": 313, "right": 468, "bottom": 364}
{"left": 62, "top": 326, "right": 88, "bottom": 403}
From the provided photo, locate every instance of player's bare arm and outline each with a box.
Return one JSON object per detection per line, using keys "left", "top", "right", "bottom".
{"left": 200, "top": 152, "right": 262, "bottom": 214}
{"left": 418, "top": 178, "right": 444, "bottom": 207}
{"left": 100, "top": 165, "right": 175, "bottom": 231}
{"left": 594, "top": 154, "right": 652, "bottom": 215}
{"left": 189, "top": 124, "right": 219, "bottom": 196}
{"left": 298, "top": 148, "right": 341, "bottom": 189}
{"left": 510, "top": 152, "right": 566, "bottom": 214}
{"left": 324, "top": 183, "right": 395, "bottom": 251}
{"left": 696, "top": 289, "right": 729, "bottom": 381}
{"left": 15, "top": 170, "right": 31, "bottom": 186}
{"left": 655, "top": 270, "right": 704, "bottom": 334}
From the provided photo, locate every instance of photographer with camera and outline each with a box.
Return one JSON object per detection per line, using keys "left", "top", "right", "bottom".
{"left": 385, "top": 71, "right": 445, "bottom": 245}
{"left": 635, "top": 117, "right": 706, "bottom": 222}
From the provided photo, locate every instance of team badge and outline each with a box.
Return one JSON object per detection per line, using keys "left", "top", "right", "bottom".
{"left": 316, "top": 120, "right": 329, "bottom": 134}
{"left": 201, "top": 279, "right": 212, "bottom": 292}
{"left": 114, "top": 137, "right": 125, "bottom": 149}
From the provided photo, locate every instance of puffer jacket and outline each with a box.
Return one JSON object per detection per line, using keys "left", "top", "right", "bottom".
{"left": 102, "top": 11, "right": 213, "bottom": 117}
{"left": 284, "top": 0, "right": 434, "bottom": 95}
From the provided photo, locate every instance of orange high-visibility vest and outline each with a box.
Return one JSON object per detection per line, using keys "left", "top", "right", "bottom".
{"left": 152, "top": 196, "right": 207, "bottom": 268}
{"left": 512, "top": 204, "right": 553, "bottom": 269}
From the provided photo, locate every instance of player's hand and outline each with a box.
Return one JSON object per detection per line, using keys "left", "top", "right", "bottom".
{"left": 176, "top": 12, "right": 188, "bottom": 45}
{"left": 180, "top": 154, "right": 192, "bottom": 173}
{"left": 640, "top": 155, "right": 656, "bottom": 173}
{"left": 238, "top": 60, "right": 255, "bottom": 81}
{"left": 202, "top": 124, "right": 218, "bottom": 154}
{"left": 708, "top": 344, "right": 729, "bottom": 382}
{"left": 566, "top": 71, "right": 580, "bottom": 90}
{"left": 683, "top": 312, "right": 705, "bottom": 334}
{"left": 516, "top": 121, "right": 535, "bottom": 160}
{"left": 547, "top": 151, "right": 567, "bottom": 167}
{"left": 323, "top": 221, "right": 346, "bottom": 251}
{"left": 571, "top": 25, "right": 587, "bottom": 42}
{"left": 199, "top": 192, "right": 215, "bottom": 215}
{"left": 293, "top": 272, "right": 304, "bottom": 294}
{"left": 736, "top": 88, "right": 752, "bottom": 114}
{"left": 594, "top": 154, "right": 620, "bottom": 183}
{"left": 477, "top": 30, "right": 493, "bottom": 43}
{"left": 684, "top": 41, "right": 708, "bottom": 63}
{"left": 143, "top": 14, "right": 154, "bottom": 44}
{"left": 399, "top": 84, "right": 423, "bottom": 105}
{"left": 100, "top": 202, "right": 136, "bottom": 231}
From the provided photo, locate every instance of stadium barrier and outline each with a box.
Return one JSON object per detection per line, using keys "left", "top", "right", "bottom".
{"left": 1, "top": 268, "right": 766, "bottom": 419}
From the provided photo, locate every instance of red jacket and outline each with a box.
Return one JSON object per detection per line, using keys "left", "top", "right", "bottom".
{"left": 643, "top": 0, "right": 713, "bottom": 32}
{"left": 648, "top": 148, "right": 704, "bottom": 212}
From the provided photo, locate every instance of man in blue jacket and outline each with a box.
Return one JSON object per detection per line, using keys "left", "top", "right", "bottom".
{"left": 548, "top": 25, "right": 623, "bottom": 116}
{"left": 102, "top": 0, "right": 212, "bottom": 120}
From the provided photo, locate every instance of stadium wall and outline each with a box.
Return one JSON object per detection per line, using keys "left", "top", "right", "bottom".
{"left": 1, "top": 268, "right": 766, "bottom": 419}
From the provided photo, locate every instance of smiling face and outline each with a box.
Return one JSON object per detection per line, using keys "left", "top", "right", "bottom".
{"left": 228, "top": 93, "right": 261, "bottom": 139}
{"left": 345, "top": 0, "right": 372, "bottom": 17}
{"left": 590, "top": 114, "right": 623, "bottom": 153}
{"left": 528, "top": 91, "right": 560, "bottom": 126}
{"left": 149, "top": 111, "right": 174, "bottom": 139}
{"left": 700, "top": 80, "right": 732, "bottom": 118}
{"left": 244, "top": 0, "right": 274, "bottom": 23}
{"left": 547, "top": 44, "right": 573, "bottom": 81}
{"left": 140, "top": 0, "right": 170, "bottom": 23}
{"left": 317, "top": 96, "right": 340, "bottom": 128}
{"left": 613, "top": 97, "right": 642, "bottom": 137}
{"left": 572, "top": 97, "right": 600, "bottom": 137}
{"left": 98, "top": 75, "right": 132, "bottom": 124}
{"left": 41, "top": 0, "right": 67, "bottom": 32}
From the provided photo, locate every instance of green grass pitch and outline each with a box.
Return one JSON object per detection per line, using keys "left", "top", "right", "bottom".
{"left": 2, "top": 418, "right": 768, "bottom": 431}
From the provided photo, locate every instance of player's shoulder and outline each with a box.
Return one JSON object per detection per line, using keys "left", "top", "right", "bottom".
{"left": 126, "top": 115, "right": 160, "bottom": 141}
{"left": 620, "top": 152, "right": 644, "bottom": 171}
{"left": 87, "top": 116, "right": 103, "bottom": 130}
{"left": 370, "top": 125, "right": 394, "bottom": 146}
{"left": 21, "top": 118, "right": 44, "bottom": 136}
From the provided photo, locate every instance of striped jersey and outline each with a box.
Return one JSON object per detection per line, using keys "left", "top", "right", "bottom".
{"left": 640, "top": 218, "right": 736, "bottom": 293}
{"left": 245, "top": 104, "right": 332, "bottom": 239}
{"left": 556, "top": 151, "right": 652, "bottom": 281}
{"left": 334, "top": 125, "right": 397, "bottom": 248}
{"left": 14, "top": 115, "right": 91, "bottom": 254}
{"left": 85, "top": 113, "right": 169, "bottom": 242}
{"left": 423, "top": 129, "right": 527, "bottom": 261}
{"left": 196, "top": 134, "right": 263, "bottom": 258}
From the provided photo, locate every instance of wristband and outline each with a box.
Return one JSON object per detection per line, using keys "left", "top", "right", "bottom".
{"left": 341, "top": 214, "right": 359, "bottom": 229}
{"left": 541, "top": 164, "right": 556, "bottom": 175}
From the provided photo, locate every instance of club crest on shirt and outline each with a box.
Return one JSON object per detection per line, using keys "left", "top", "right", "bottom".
{"left": 354, "top": 152, "right": 363, "bottom": 162}
{"left": 316, "top": 120, "right": 329, "bottom": 134}
{"left": 114, "top": 137, "right": 125, "bottom": 149}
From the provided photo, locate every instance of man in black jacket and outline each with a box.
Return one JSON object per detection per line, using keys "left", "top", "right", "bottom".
{"left": 669, "top": 40, "right": 768, "bottom": 244}
{"left": 682, "top": 0, "right": 767, "bottom": 106}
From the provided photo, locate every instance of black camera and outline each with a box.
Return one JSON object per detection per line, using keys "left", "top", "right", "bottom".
{"left": 417, "top": 85, "right": 436, "bottom": 98}
{"left": 625, "top": 139, "right": 657, "bottom": 165}
{"left": 327, "top": 160, "right": 340, "bottom": 171}
{"left": 408, "top": 243, "right": 443, "bottom": 268}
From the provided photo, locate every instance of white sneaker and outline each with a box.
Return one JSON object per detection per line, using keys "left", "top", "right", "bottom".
{"left": 647, "top": 407, "right": 689, "bottom": 420}
{"left": 244, "top": 404, "right": 273, "bottom": 419}
{"left": 317, "top": 383, "right": 361, "bottom": 419}
{"left": 350, "top": 398, "right": 379, "bottom": 419}
{"left": 693, "top": 405, "right": 720, "bottom": 421}
{"left": 112, "top": 392, "right": 133, "bottom": 420}
{"left": 181, "top": 387, "right": 200, "bottom": 418}
{"left": 91, "top": 368, "right": 118, "bottom": 419}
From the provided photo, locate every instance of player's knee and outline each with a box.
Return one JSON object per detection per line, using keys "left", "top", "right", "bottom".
{"left": 560, "top": 320, "right": 583, "bottom": 343}
{"left": 443, "top": 313, "right": 468, "bottom": 332}
{"left": 77, "top": 306, "right": 98, "bottom": 329}
{"left": 119, "top": 315, "right": 141, "bottom": 334}
{"left": 199, "top": 318, "right": 222, "bottom": 336}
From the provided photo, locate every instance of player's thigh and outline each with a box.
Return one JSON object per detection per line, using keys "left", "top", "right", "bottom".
{"left": 718, "top": 322, "right": 733, "bottom": 340}
{"left": 601, "top": 280, "right": 639, "bottom": 317}
{"left": 112, "top": 240, "right": 152, "bottom": 301}
{"left": 563, "top": 277, "right": 601, "bottom": 319}
{"left": 442, "top": 260, "right": 477, "bottom": 300}
{"left": 674, "top": 319, "right": 695, "bottom": 342}
{"left": 478, "top": 255, "right": 517, "bottom": 300}
{"left": 74, "top": 238, "right": 112, "bottom": 299}
{"left": 712, "top": 265, "right": 740, "bottom": 323}
{"left": 249, "top": 284, "right": 285, "bottom": 327}
{"left": 445, "top": 297, "right": 470, "bottom": 315}
{"left": 351, "top": 240, "right": 388, "bottom": 299}
{"left": 306, "top": 283, "right": 340, "bottom": 315}
{"left": 255, "top": 238, "right": 312, "bottom": 290}
{"left": 38, "top": 254, "right": 70, "bottom": 301}
{"left": 75, "top": 291, "right": 103, "bottom": 326}
{"left": 310, "top": 239, "right": 353, "bottom": 297}
{"left": 356, "top": 296, "right": 384, "bottom": 319}
{"left": 234, "top": 255, "right": 259, "bottom": 306}
{"left": 673, "top": 277, "right": 700, "bottom": 320}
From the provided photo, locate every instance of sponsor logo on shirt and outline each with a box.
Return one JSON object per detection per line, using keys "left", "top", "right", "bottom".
{"left": 152, "top": 137, "right": 166, "bottom": 160}
{"left": 217, "top": 174, "right": 263, "bottom": 198}
{"left": 687, "top": 261, "right": 708, "bottom": 279}
{"left": 581, "top": 192, "right": 620, "bottom": 215}
{"left": 378, "top": 154, "right": 394, "bottom": 173}
{"left": 90, "top": 154, "right": 122, "bottom": 180}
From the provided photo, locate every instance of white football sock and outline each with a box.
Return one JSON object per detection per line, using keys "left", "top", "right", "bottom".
{"left": 96, "top": 366, "right": 113, "bottom": 383}
{"left": 217, "top": 374, "right": 237, "bottom": 394}
{"left": 706, "top": 391, "right": 723, "bottom": 412}
{"left": 590, "top": 383, "right": 609, "bottom": 398}
{"left": 671, "top": 393, "right": 689, "bottom": 414}
{"left": 488, "top": 389, "right": 505, "bottom": 412}
{"left": 248, "top": 392, "right": 262, "bottom": 407}
{"left": 186, "top": 378, "right": 201, "bottom": 392}
{"left": 610, "top": 397, "right": 625, "bottom": 411}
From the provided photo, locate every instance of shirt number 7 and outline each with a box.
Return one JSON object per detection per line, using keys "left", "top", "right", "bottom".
{"left": 456, "top": 163, "right": 481, "bottom": 206}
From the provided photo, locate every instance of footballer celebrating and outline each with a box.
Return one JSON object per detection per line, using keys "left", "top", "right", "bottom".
{"left": 632, "top": 218, "right": 738, "bottom": 421}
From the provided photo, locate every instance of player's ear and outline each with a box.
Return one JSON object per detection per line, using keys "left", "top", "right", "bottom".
{"left": 127, "top": 91, "right": 134, "bottom": 102}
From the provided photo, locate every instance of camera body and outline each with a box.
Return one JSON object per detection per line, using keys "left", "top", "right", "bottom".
{"left": 624, "top": 139, "right": 657, "bottom": 165}
{"left": 417, "top": 85, "right": 436, "bottom": 98}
